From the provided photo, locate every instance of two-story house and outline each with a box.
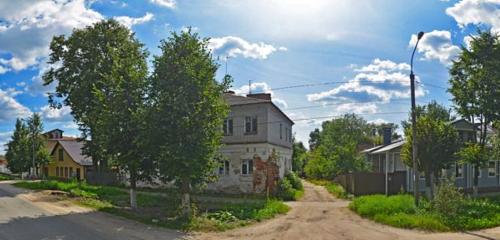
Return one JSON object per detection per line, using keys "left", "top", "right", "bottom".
{"left": 207, "top": 92, "right": 294, "bottom": 193}
{"left": 42, "top": 129, "right": 93, "bottom": 180}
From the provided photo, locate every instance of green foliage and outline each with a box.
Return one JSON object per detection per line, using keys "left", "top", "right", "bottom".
{"left": 304, "top": 114, "right": 370, "bottom": 179}
{"left": 43, "top": 19, "right": 153, "bottom": 207}
{"left": 401, "top": 102, "right": 460, "bottom": 197}
{"left": 148, "top": 29, "right": 230, "bottom": 214}
{"left": 350, "top": 192, "right": 500, "bottom": 231}
{"left": 291, "top": 139, "right": 307, "bottom": 176}
{"left": 5, "top": 119, "right": 31, "bottom": 174}
{"left": 285, "top": 172, "right": 303, "bottom": 191}
{"left": 431, "top": 180, "right": 464, "bottom": 218}
{"left": 276, "top": 177, "right": 299, "bottom": 201}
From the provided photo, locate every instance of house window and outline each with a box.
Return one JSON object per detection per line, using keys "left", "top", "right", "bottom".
{"left": 58, "top": 149, "right": 64, "bottom": 161}
{"left": 64, "top": 167, "right": 68, "bottom": 178}
{"left": 56, "top": 167, "right": 59, "bottom": 177}
{"left": 223, "top": 118, "right": 233, "bottom": 136}
{"left": 69, "top": 167, "right": 73, "bottom": 178}
{"left": 219, "top": 160, "right": 230, "bottom": 175}
{"left": 245, "top": 116, "right": 257, "bottom": 134}
{"left": 488, "top": 161, "right": 497, "bottom": 177}
{"left": 289, "top": 129, "right": 292, "bottom": 143}
{"left": 285, "top": 127, "right": 288, "bottom": 142}
{"left": 280, "top": 123, "right": 283, "bottom": 139}
{"left": 455, "top": 164, "right": 463, "bottom": 178}
{"left": 241, "top": 159, "right": 253, "bottom": 175}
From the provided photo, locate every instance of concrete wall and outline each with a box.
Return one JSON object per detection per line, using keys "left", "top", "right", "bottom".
{"left": 267, "top": 105, "right": 293, "bottom": 149}
{"left": 207, "top": 143, "right": 293, "bottom": 193}
{"left": 222, "top": 104, "right": 269, "bottom": 144}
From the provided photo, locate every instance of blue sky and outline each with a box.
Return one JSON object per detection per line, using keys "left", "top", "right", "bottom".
{"left": 0, "top": 0, "right": 499, "bottom": 153}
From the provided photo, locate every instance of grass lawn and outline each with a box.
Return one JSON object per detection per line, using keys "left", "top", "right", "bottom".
{"left": 308, "top": 179, "right": 350, "bottom": 199}
{"left": 349, "top": 194, "right": 500, "bottom": 232}
{"left": 0, "top": 173, "right": 15, "bottom": 181}
{"left": 13, "top": 180, "right": 289, "bottom": 231}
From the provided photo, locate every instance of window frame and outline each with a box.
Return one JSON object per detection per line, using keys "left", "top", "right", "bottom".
{"left": 223, "top": 118, "right": 233, "bottom": 136}
{"left": 58, "top": 148, "right": 64, "bottom": 161}
{"left": 218, "top": 160, "right": 230, "bottom": 175}
{"left": 241, "top": 159, "right": 254, "bottom": 175}
{"left": 455, "top": 164, "right": 463, "bottom": 179}
{"left": 280, "top": 123, "right": 283, "bottom": 139}
{"left": 488, "top": 161, "right": 497, "bottom": 177}
{"left": 244, "top": 116, "right": 258, "bottom": 135}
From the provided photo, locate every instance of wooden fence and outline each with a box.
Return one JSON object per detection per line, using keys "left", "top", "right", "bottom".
{"left": 334, "top": 171, "right": 407, "bottom": 195}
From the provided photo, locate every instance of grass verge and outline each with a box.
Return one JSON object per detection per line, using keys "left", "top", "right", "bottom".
{"left": 13, "top": 180, "right": 289, "bottom": 231}
{"left": 349, "top": 194, "right": 500, "bottom": 232}
{"left": 0, "top": 173, "right": 15, "bottom": 181}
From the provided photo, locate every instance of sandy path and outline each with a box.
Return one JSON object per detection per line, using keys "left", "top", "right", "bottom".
{"left": 195, "top": 181, "right": 500, "bottom": 240}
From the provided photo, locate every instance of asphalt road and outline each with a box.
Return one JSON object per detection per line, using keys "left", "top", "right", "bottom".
{"left": 0, "top": 181, "right": 188, "bottom": 240}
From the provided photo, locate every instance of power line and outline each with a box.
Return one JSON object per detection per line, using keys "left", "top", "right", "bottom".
{"left": 285, "top": 99, "right": 409, "bottom": 111}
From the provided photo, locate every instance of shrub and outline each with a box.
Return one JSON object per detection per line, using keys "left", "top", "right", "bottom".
{"left": 285, "top": 172, "right": 303, "bottom": 191}
{"left": 276, "top": 177, "right": 296, "bottom": 201}
{"left": 431, "top": 180, "right": 464, "bottom": 219}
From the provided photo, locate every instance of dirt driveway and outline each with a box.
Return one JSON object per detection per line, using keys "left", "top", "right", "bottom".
{"left": 195, "top": 181, "right": 500, "bottom": 240}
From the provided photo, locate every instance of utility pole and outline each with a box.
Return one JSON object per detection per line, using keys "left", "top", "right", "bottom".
{"left": 410, "top": 31, "right": 424, "bottom": 206}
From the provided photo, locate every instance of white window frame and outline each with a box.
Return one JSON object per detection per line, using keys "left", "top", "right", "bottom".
{"left": 241, "top": 159, "right": 253, "bottom": 175}
{"left": 488, "top": 161, "right": 497, "bottom": 178}
{"left": 455, "top": 164, "right": 463, "bottom": 179}
{"left": 223, "top": 118, "right": 233, "bottom": 136}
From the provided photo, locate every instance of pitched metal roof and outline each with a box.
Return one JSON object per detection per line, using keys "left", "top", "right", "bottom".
{"left": 371, "top": 140, "right": 406, "bottom": 154}
{"left": 51, "top": 140, "right": 93, "bottom": 166}
{"left": 223, "top": 93, "right": 294, "bottom": 125}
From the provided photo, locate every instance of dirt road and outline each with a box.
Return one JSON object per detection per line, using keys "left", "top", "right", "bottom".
{"left": 0, "top": 181, "right": 187, "bottom": 240}
{"left": 196, "top": 181, "right": 500, "bottom": 240}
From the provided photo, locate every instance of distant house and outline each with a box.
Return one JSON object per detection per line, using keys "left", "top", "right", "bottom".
{"left": 206, "top": 92, "right": 294, "bottom": 193}
{"left": 42, "top": 129, "right": 93, "bottom": 180}
{"left": 361, "top": 119, "right": 500, "bottom": 195}
{"left": 0, "top": 155, "right": 10, "bottom": 174}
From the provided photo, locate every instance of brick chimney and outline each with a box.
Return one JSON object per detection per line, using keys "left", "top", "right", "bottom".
{"left": 247, "top": 93, "right": 271, "bottom": 100}
{"left": 382, "top": 127, "right": 392, "bottom": 145}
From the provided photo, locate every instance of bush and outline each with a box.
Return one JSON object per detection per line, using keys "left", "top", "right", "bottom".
{"left": 285, "top": 172, "right": 303, "bottom": 191}
{"left": 276, "top": 177, "right": 296, "bottom": 201}
{"left": 431, "top": 180, "right": 464, "bottom": 218}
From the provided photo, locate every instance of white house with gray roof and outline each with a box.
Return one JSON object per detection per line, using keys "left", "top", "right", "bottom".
{"left": 207, "top": 92, "right": 294, "bottom": 193}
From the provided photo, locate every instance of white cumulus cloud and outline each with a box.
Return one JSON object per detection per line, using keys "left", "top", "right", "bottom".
{"left": 0, "top": 0, "right": 104, "bottom": 72}
{"left": 0, "top": 88, "right": 31, "bottom": 122}
{"left": 40, "top": 105, "right": 73, "bottom": 122}
{"left": 150, "top": 0, "right": 176, "bottom": 8}
{"left": 446, "top": 0, "right": 500, "bottom": 33}
{"left": 409, "top": 30, "right": 461, "bottom": 65}
{"left": 307, "top": 59, "right": 426, "bottom": 112}
{"left": 115, "top": 12, "right": 154, "bottom": 29}
{"left": 208, "top": 36, "right": 286, "bottom": 60}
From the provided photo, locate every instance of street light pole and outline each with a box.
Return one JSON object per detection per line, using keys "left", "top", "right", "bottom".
{"left": 410, "top": 31, "right": 424, "bottom": 206}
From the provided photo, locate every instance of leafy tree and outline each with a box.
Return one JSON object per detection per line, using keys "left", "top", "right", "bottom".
{"left": 304, "top": 114, "right": 369, "bottom": 179}
{"left": 308, "top": 128, "right": 321, "bottom": 150}
{"left": 149, "top": 29, "right": 230, "bottom": 216}
{"left": 291, "top": 138, "right": 307, "bottom": 176}
{"left": 449, "top": 30, "right": 500, "bottom": 196}
{"left": 402, "top": 115, "right": 460, "bottom": 199}
{"left": 26, "top": 113, "right": 51, "bottom": 177}
{"left": 5, "top": 119, "right": 31, "bottom": 174}
{"left": 43, "top": 19, "right": 151, "bottom": 208}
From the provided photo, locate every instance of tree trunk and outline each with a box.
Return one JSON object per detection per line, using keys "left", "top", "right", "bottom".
{"left": 424, "top": 172, "right": 432, "bottom": 200}
{"left": 181, "top": 177, "right": 191, "bottom": 217}
{"left": 429, "top": 173, "right": 435, "bottom": 200}
{"left": 130, "top": 172, "right": 137, "bottom": 209}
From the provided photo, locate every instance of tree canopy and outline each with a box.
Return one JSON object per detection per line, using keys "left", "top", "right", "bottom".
{"left": 148, "top": 29, "right": 230, "bottom": 215}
